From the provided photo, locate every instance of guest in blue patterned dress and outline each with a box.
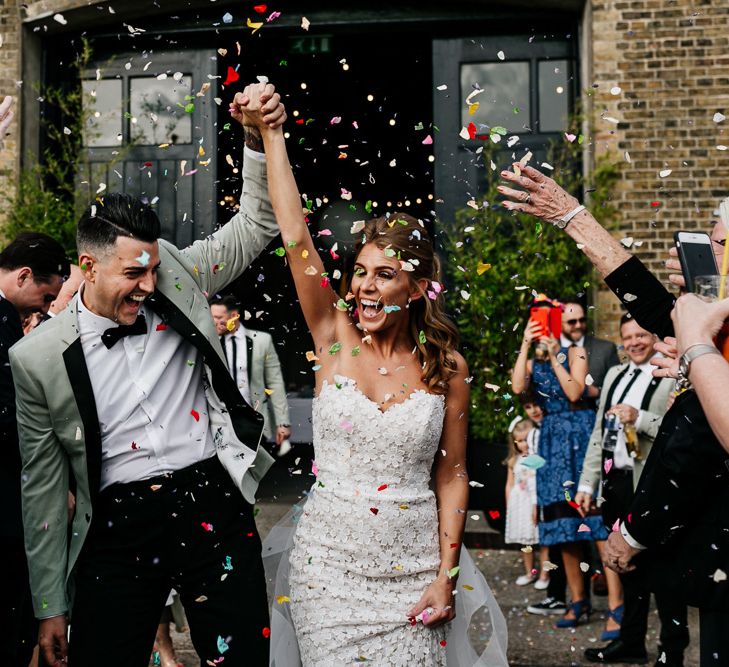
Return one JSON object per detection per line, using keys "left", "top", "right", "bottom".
{"left": 512, "top": 316, "right": 608, "bottom": 627}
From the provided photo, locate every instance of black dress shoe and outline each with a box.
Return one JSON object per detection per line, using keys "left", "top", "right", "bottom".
{"left": 584, "top": 639, "right": 648, "bottom": 664}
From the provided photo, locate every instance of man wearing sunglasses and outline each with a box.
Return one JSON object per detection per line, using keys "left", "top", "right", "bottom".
{"left": 560, "top": 299, "right": 619, "bottom": 409}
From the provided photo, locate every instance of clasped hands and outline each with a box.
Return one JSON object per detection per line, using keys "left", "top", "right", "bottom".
{"left": 228, "top": 81, "right": 286, "bottom": 132}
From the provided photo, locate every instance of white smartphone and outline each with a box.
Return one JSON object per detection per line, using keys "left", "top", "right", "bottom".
{"left": 674, "top": 231, "right": 718, "bottom": 292}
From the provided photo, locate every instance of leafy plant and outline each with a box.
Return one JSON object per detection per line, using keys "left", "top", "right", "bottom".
{"left": 444, "top": 128, "right": 620, "bottom": 442}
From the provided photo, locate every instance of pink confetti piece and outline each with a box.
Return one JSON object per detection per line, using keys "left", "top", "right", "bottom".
{"left": 577, "top": 523, "right": 591, "bottom": 533}
{"left": 422, "top": 135, "right": 433, "bottom": 145}
{"left": 603, "top": 458, "right": 613, "bottom": 475}
{"left": 311, "top": 460, "right": 318, "bottom": 476}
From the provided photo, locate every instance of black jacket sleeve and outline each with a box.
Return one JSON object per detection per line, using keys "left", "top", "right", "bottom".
{"left": 604, "top": 255, "right": 676, "bottom": 339}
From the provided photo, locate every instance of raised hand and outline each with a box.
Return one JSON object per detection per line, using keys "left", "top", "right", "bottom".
{"left": 522, "top": 319, "right": 542, "bottom": 345}
{"left": 228, "top": 82, "right": 286, "bottom": 131}
{"left": 652, "top": 336, "right": 678, "bottom": 380}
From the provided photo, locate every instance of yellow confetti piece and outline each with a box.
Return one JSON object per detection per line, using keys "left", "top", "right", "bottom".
{"left": 193, "top": 265, "right": 199, "bottom": 275}
{"left": 195, "top": 595, "right": 208, "bottom": 602}
{"left": 462, "top": 584, "right": 474, "bottom": 591}
{"left": 199, "top": 159, "right": 211, "bottom": 167}
{"left": 399, "top": 504, "right": 409, "bottom": 510}
{"left": 276, "top": 595, "right": 291, "bottom": 604}
{"left": 468, "top": 102, "right": 480, "bottom": 115}
{"left": 158, "top": 143, "right": 170, "bottom": 149}
{"left": 306, "top": 351, "right": 319, "bottom": 362}
{"left": 198, "top": 146, "right": 205, "bottom": 157}
{"left": 302, "top": 249, "right": 309, "bottom": 259}
{"left": 264, "top": 388, "right": 274, "bottom": 396}
{"left": 476, "top": 262, "right": 492, "bottom": 275}
{"left": 513, "top": 165, "right": 521, "bottom": 177}
{"left": 247, "top": 17, "right": 263, "bottom": 32}
{"left": 226, "top": 315, "right": 240, "bottom": 332}
{"left": 393, "top": 564, "right": 403, "bottom": 571}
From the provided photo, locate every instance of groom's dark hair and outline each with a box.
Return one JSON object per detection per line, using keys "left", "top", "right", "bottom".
{"left": 77, "top": 193, "right": 161, "bottom": 257}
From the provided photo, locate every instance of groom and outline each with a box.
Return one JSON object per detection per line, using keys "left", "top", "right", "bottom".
{"left": 10, "top": 83, "right": 285, "bottom": 666}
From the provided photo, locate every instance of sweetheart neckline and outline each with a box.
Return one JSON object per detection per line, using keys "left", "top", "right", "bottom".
{"left": 315, "top": 375, "right": 445, "bottom": 416}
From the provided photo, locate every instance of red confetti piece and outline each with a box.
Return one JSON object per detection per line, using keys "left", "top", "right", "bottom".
{"left": 143, "top": 161, "right": 153, "bottom": 167}
{"left": 247, "top": 532, "right": 253, "bottom": 537}
{"left": 262, "top": 626, "right": 271, "bottom": 639}
{"left": 156, "top": 323, "right": 167, "bottom": 331}
{"left": 467, "top": 122, "right": 477, "bottom": 140}
{"left": 488, "top": 510, "right": 500, "bottom": 520}
{"left": 191, "top": 409, "right": 200, "bottom": 422}
{"left": 131, "top": 441, "right": 139, "bottom": 450}
{"left": 650, "top": 201, "right": 661, "bottom": 207}
{"left": 212, "top": 264, "right": 220, "bottom": 274}
{"left": 329, "top": 248, "right": 339, "bottom": 260}
{"left": 450, "top": 543, "right": 458, "bottom": 549}
{"left": 253, "top": 4, "right": 267, "bottom": 12}
{"left": 370, "top": 507, "right": 379, "bottom": 515}
{"left": 320, "top": 277, "right": 330, "bottom": 288}
{"left": 567, "top": 499, "right": 581, "bottom": 511}
{"left": 223, "top": 66, "right": 240, "bottom": 87}
{"left": 295, "top": 119, "right": 304, "bottom": 125}
{"left": 201, "top": 522, "right": 213, "bottom": 532}
{"left": 408, "top": 617, "right": 416, "bottom": 626}
{"left": 440, "top": 640, "right": 447, "bottom": 647}
{"left": 377, "top": 484, "right": 388, "bottom": 491}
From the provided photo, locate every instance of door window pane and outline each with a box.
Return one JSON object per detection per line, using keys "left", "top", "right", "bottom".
{"left": 82, "top": 79, "right": 123, "bottom": 147}
{"left": 460, "top": 62, "right": 530, "bottom": 133}
{"left": 538, "top": 60, "right": 570, "bottom": 132}
{"left": 130, "top": 75, "right": 193, "bottom": 145}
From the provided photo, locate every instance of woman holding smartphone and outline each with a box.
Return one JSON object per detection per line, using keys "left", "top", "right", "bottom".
{"left": 511, "top": 308, "right": 608, "bottom": 628}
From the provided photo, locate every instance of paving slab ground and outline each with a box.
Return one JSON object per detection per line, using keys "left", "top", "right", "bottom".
{"left": 156, "top": 503, "right": 700, "bottom": 667}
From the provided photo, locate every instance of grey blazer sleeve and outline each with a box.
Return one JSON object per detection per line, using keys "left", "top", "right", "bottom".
{"left": 180, "top": 149, "right": 279, "bottom": 296}
{"left": 10, "top": 350, "right": 70, "bottom": 618}
{"left": 578, "top": 366, "right": 616, "bottom": 494}
{"left": 263, "top": 336, "right": 290, "bottom": 427}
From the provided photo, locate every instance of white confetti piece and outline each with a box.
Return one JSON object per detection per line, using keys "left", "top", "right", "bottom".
{"left": 610, "top": 86, "right": 622, "bottom": 95}
{"left": 542, "top": 561, "right": 559, "bottom": 571}
{"left": 585, "top": 373, "right": 595, "bottom": 386}
{"left": 53, "top": 13, "right": 67, "bottom": 24}
{"left": 460, "top": 290, "right": 470, "bottom": 301}
{"left": 621, "top": 237, "right": 634, "bottom": 247}
{"left": 468, "top": 481, "right": 484, "bottom": 488}
{"left": 497, "top": 50, "right": 505, "bottom": 60}
{"left": 713, "top": 112, "right": 726, "bottom": 123}
{"left": 579, "top": 561, "right": 590, "bottom": 572}
{"left": 659, "top": 169, "right": 672, "bottom": 178}
{"left": 301, "top": 16, "right": 310, "bottom": 30}
{"left": 75, "top": 427, "right": 82, "bottom": 440}
{"left": 624, "top": 151, "right": 631, "bottom": 163}
{"left": 624, "top": 293, "right": 638, "bottom": 302}
{"left": 713, "top": 568, "right": 727, "bottom": 582}
{"left": 436, "top": 84, "right": 447, "bottom": 91}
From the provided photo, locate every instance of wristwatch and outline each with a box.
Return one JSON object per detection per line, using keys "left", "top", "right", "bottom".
{"left": 554, "top": 204, "right": 585, "bottom": 229}
{"left": 675, "top": 343, "right": 721, "bottom": 392}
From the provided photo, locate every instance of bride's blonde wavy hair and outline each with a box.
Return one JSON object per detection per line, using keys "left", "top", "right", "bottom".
{"left": 353, "top": 212, "right": 459, "bottom": 394}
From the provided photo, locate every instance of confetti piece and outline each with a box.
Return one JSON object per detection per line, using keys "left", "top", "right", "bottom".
{"left": 351, "top": 346, "right": 361, "bottom": 356}
{"left": 469, "top": 480, "right": 484, "bottom": 488}
{"left": 350, "top": 220, "right": 365, "bottom": 234}
{"left": 150, "top": 484, "right": 162, "bottom": 491}
{"left": 304, "top": 265, "right": 318, "bottom": 276}
{"left": 305, "top": 351, "right": 319, "bottom": 362}
{"left": 329, "top": 342, "right": 342, "bottom": 355}
{"left": 713, "top": 569, "right": 727, "bottom": 582}
{"left": 53, "top": 13, "right": 67, "bottom": 24}
{"left": 274, "top": 247, "right": 286, "bottom": 257}
{"left": 418, "top": 330, "right": 427, "bottom": 344}
{"left": 714, "top": 112, "right": 726, "bottom": 123}
{"left": 604, "top": 458, "right": 613, "bottom": 475}
{"left": 577, "top": 524, "right": 591, "bottom": 533}
{"left": 191, "top": 409, "right": 200, "bottom": 421}
{"left": 659, "top": 169, "right": 672, "bottom": 178}
{"left": 262, "top": 626, "right": 271, "bottom": 639}
{"left": 612, "top": 519, "right": 620, "bottom": 532}
{"left": 156, "top": 323, "right": 167, "bottom": 332}
{"left": 377, "top": 484, "right": 388, "bottom": 491}
{"left": 497, "top": 50, "right": 505, "bottom": 60}
{"left": 488, "top": 510, "right": 500, "bottom": 520}
{"left": 223, "top": 556, "right": 233, "bottom": 571}
{"left": 223, "top": 67, "right": 239, "bottom": 86}
{"left": 276, "top": 595, "right": 291, "bottom": 604}
{"left": 579, "top": 561, "right": 591, "bottom": 572}
{"left": 610, "top": 86, "right": 622, "bottom": 95}
{"left": 217, "top": 636, "right": 229, "bottom": 653}
{"left": 264, "top": 388, "right": 274, "bottom": 396}
{"left": 383, "top": 305, "right": 401, "bottom": 313}
{"left": 460, "top": 290, "right": 470, "bottom": 301}
{"left": 247, "top": 17, "right": 264, "bottom": 32}
{"left": 253, "top": 4, "right": 267, "bottom": 12}
{"left": 131, "top": 441, "right": 139, "bottom": 450}
{"left": 201, "top": 522, "right": 214, "bottom": 532}
{"left": 476, "top": 262, "right": 491, "bottom": 275}
{"left": 370, "top": 507, "right": 379, "bottom": 515}
{"left": 447, "top": 566, "right": 460, "bottom": 578}
{"left": 301, "top": 16, "right": 310, "bottom": 30}
{"left": 222, "top": 12, "right": 233, "bottom": 23}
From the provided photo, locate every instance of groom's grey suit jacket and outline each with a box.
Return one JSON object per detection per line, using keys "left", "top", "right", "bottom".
{"left": 10, "top": 154, "right": 278, "bottom": 620}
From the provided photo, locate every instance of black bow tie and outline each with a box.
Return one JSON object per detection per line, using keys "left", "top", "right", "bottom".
{"left": 101, "top": 315, "right": 148, "bottom": 349}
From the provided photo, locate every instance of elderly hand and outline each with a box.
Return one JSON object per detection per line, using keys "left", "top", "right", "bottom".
{"left": 604, "top": 530, "right": 640, "bottom": 574}
{"left": 498, "top": 164, "right": 580, "bottom": 224}
{"left": 652, "top": 336, "right": 679, "bottom": 380}
{"left": 229, "top": 82, "right": 286, "bottom": 131}
{"left": 573, "top": 491, "right": 592, "bottom": 517}
{"left": 608, "top": 403, "right": 639, "bottom": 425}
{"left": 0, "top": 95, "right": 13, "bottom": 141}
{"left": 672, "top": 293, "right": 729, "bottom": 354}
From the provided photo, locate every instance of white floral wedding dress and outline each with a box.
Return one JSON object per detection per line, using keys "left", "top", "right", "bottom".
{"left": 262, "top": 375, "right": 508, "bottom": 666}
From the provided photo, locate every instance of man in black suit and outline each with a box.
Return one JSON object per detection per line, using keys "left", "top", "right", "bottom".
{"left": 0, "top": 232, "right": 70, "bottom": 667}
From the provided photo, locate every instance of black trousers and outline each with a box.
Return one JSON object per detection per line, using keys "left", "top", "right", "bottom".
{"left": 68, "top": 456, "right": 269, "bottom": 666}
{"left": 604, "top": 468, "right": 689, "bottom": 656}
{"left": 699, "top": 609, "right": 729, "bottom": 667}
{"left": 0, "top": 536, "right": 37, "bottom": 667}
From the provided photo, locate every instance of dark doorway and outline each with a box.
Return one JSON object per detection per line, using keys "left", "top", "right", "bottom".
{"left": 219, "top": 30, "right": 434, "bottom": 392}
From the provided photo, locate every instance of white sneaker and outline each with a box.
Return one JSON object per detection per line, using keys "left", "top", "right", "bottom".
{"left": 277, "top": 439, "right": 292, "bottom": 457}
{"left": 534, "top": 577, "right": 550, "bottom": 590}
{"left": 515, "top": 574, "right": 537, "bottom": 586}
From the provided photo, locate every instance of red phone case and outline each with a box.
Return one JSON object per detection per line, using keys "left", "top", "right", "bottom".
{"left": 529, "top": 306, "right": 562, "bottom": 339}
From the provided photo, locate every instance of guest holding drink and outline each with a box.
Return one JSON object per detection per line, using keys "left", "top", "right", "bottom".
{"left": 512, "top": 304, "right": 608, "bottom": 628}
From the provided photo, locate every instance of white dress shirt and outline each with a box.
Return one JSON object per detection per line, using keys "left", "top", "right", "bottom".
{"left": 560, "top": 334, "right": 585, "bottom": 348}
{"left": 221, "top": 326, "right": 251, "bottom": 405}
{"left": 77, "top": 288, "right": 215, "bottom": 489}
{"left": 607, "top": 358, "right": 655, "bottom": 470}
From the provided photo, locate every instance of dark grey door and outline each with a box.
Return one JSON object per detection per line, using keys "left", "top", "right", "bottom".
{"left": 433, "top": 35, "right": 577, "bottom": 223}
{"left": 80, "top": 49, "right": 217, "bottom": 246}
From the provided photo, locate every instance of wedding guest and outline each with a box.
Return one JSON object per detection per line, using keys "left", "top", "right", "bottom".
{"left": 575, "top": 314, "right": 688, "bottom": 664}
{"left": 10, "top": 83, "right": 285, "bottom": 667}
{"left": 0, "top": 233, "right": 69, "bottom": 667}
{"left": 512, "top": 309, "right": 607, "bottom": 627}
{"left": 499, "top": 166, "right": 727, "bottom": 665}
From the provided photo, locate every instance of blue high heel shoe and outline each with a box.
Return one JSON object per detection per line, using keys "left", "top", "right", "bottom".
{"left": 555, "top": 599, "right": 592, "bottom": 628}
{"left": 600, "top": 603, "right": 624, "bottom": 641}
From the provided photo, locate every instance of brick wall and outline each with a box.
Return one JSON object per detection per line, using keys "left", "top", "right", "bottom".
{"left": 590, "top": 0, "right": 729, "bottom": 339}
{"left": 0, "top": 0, "right": 21, "bottom": 216}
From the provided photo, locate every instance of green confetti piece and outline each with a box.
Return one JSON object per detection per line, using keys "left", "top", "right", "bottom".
{"left": 365, "top": 200, "right": 373, "bottom": 214}
{"left": 578, "top": 134, "right": 585, "bottom": 144}
{"left": 414, "top": 122, "right": 424, "bottom": 130}
{"left": 351, "top": 346, "right": 361, "bottom": 356}
{"left": 223, "top": 123, "right": 231, "bottom": 130}
{"left": 186, "top": 360, "right": 195, "bottom": 367}
{"left": 383, "top": 248, "right": 396, "bottom": 257}
{"left": 583, "top": 281, "right": 591, "bottom": 288}
{"left": 418, "top": 330, "right": 427, "bottom": 344}
{"left": 513, "top": 107, "right": 520, "bottom": 114}
{"left": 274, "top": 247, "right": 286, "bottom": 257}
{"left": 491, "top": 126, "right": 508, "bottom": 136}
{"left": 279, "top": 59, "right": 288, "bottom": 66}
{"left": 287, "top": 240, "right": 297, "bottom": 248}
{"left": 328, "top": 342, "right": 342, "bottom": 355}
{"left": 41, "top": 597, "right": 48, "bottom": 609}
{"left": 305, "top": 118, "right": 315, "bottom": 125}
{"left": 175, "top": 283, "right": 182, "bottom": 291}
{"left": 184, "top": 94, "right": 195, "bottom": 101}
{"left": 535, "top": 222, "right": 543, "bottom": 236}
{"left": 447, "top": 566, "right": 461, "bottom": 578}
{"left": 305, "top": 199, "right": 313, "bottom": 210}
{"left": 336, "top": 298, "right": 349, "bottom": 311}
{"left": 298, "top": 138, "right": 306, "bottom": 145}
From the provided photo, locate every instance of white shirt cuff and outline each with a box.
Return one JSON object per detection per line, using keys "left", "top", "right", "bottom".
{"left": 620, "top": 522, "right": 646, "bottom": 551}
{"left": 577, "top": 483, "right": 595, "bottom": 495}
{"left": 244, "top": 146, "right": 266, "bottom": 162}
{"left": 634, "top": 410, "right": 645, "bottom": 432}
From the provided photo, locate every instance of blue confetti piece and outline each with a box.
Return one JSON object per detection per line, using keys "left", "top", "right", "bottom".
{"left": 222, "top": 12, "right": 233, "bottom": 23}
{"left": 383, "top": 305, "right": 401, "bottom": 313}
{"left": 223, "top": 555, "right": 233, "bottom": 571}
{"left": 135, "top": 249, "right": 150, "bottom": 267}
{"left": 520, "top": 454, "right": 546, "bottom": 470}
{"left": 217, "top": 635, "right": 229, "bottom": 654}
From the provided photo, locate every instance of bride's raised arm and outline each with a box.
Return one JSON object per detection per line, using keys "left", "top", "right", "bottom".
{"left": 231, "top": 84, "right": 340, "bottom": 345}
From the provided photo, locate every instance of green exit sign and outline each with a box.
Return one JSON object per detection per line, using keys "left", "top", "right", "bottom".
{"left": 289, "top": 35, "right": 332, "bottom": 54}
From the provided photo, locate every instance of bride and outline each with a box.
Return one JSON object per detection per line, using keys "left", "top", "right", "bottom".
{"left": 233, "top": 84, "right": 507, "bottom": 666}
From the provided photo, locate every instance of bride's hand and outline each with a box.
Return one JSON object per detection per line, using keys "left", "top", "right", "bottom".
{"left": 407, "top": 577, "right": 456, "bottom": 628}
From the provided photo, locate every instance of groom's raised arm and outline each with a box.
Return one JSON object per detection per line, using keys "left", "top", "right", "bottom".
{"left": 180, "top": 83, "right": 286, "bottom": 297}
